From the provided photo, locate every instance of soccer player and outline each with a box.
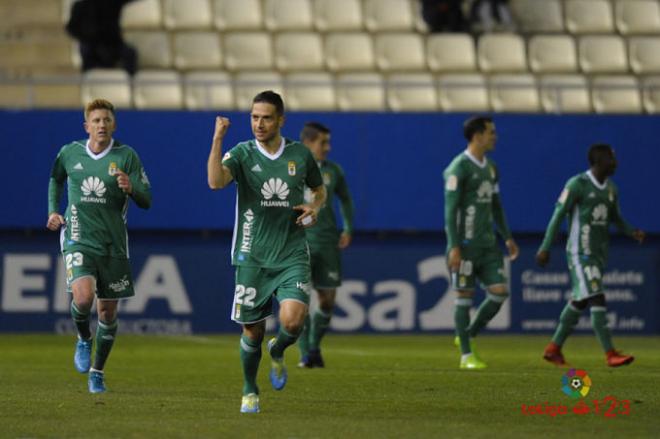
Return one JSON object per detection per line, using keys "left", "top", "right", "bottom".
{"left": 443, "top": 116, "right": 519, "bottom": 370}
{"left": 207, "top": 91, "right": 327, "bottom": 414}
{"left": 47, "top": 99, "right": 151, "bottom": 393}
{"left": 537, "top": 144, "right": 645, "bottom": 367}
{"left": 296, "top": 122, "right": 354, "bottom": 368}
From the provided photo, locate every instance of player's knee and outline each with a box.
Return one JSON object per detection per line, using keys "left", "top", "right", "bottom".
{"left": 587, "top": 293, "right": 607, "bottom": 309}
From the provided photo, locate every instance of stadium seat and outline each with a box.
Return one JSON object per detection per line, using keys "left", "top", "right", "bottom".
{"left": 162, "top": 0, "right": 212, "bottom": 30}
{"left": 3, "top": 0, "right": 62, "bottom": 28}
{"left": 510, "top": 0, "right": 564, "bottom": 32}
{"left": 81, "top": 69, "right": 132, "bottom": 108}
{"left": 374, "top": 33, "right": 426, "bottom": 72}
{"left": 565, "top": 0, "right": 614, "bottom": 34}
{"left": 234, "top": 72, "right": 284, "bottom": 110}
{"left": 223, "top": 33, "right": 273, "bottom": 71}
{"left": 363, "top": 0, "right": 415, "bottom": 32}
{"left": 411, "top": 0, "right": 430, "bottom": 33}
{"left": 264, "top": 0, "right": 313, "bottom": 31}
{"left": 336, "top": 73, "right": 385, "bottom": 110}
{"left": 274, "top": 32, "right": 324, "bottom": 72}
{"left": 173, "top": 32, "right": 222, "bottom": 70}
{"left": 0, "top": 84, "right": 30, "bottom": 108}
{"left": 133, "top": 70, "right": 183, "bottom": 109}
{"left": 578, "top": 36, "right": 628, "bottom": 74}
{"left": 386, "top": 73, "right": 437, "bottom": 111}
{"left": 33, "top": 76, "right": 82, "bottom": 108}
{"left": 539, "top": 74, "right": 591, "bottom": 113}
{"left": 325, "top": 33, "right": 375, "bottom": 72}
{"left": 477, "top": 33, "right": 527, "bottom": 73}
{"left": 436, "top": 73, "right": 490, "bottom": 112}
{"left": 183, "top": 71, "right": 234, "bottom": 110}
{"left": 124, "top": 31, "right": 172, "bottom": 69}
{"left": 0, "top": 39, "right": 74, "bottom": 70}
{"left": 615, "top": 0, "right": 660, "bottom": 35}
{"left": 628, "top": 37, "right": 660, "bottom": 74}
{"left": 528, "top": 35, "right": 577, "bottom": 73}
{"left": 213, "top": 0, "right": 263, "bottom": 30}
{"left": 121, "top": 0, "right": 162, "bottom": 29}
{"left": 641, "top": 75, "right": 660, "bottom": 113}
{"left": 284, "top": 72, "right": 336, "bottom": 110}
{"left": 489, "top": 74, "right": 540, "bottom": 112}
{"left": 313, "top": 0, "right": 363, "bottom": 31}
{"left": 591, "top": 75, "right": 642, "bottom": 113}
{"left": 426, "top": 33, "right": 476, "bottom": 73}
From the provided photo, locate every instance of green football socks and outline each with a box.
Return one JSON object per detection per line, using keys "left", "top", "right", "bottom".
{"left": 93, "top": 319, "right": 117, "bottom": 371}
{"left": 240, "top": 335, "right": 262, "bottom": 395}
{"left": 269, "top": 327, "right": 297, "bottom": 359}
{"left": 309, "top": 309, "right": 332, "bottom": 350}
{"left": 590, "top": 306, "right": 614, "bottom": 352}
{"left": 551, "top": 303, "right": 582, "bottom": 346}
{"left": 70, "top": 301, "right": 91, "bottom": 340}
{"left": 454, "top": 298, "right": 473, "bottom": 355}
{"left": 467, "top": 293, "right": 508, "bottom": 337}
{"left": 298, "top": 313, "right": 311, "bottom": 357}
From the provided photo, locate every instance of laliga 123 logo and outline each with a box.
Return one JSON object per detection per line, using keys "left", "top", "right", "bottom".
{"left": 562, "top": 368, "right": 591, "bottom": 398}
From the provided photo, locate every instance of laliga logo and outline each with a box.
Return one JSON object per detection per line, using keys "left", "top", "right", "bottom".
{"left": 562, "top": 368, "right": 592, "bottom": 398}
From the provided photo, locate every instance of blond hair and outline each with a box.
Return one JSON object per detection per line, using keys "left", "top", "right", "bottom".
{"left": 84, "top": 99, "right": 115, "bottom": 120}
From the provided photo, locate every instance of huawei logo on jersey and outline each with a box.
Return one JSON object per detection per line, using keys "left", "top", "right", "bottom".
{"left": 261, "top": 178, "right": 290, "bottom": 207}
{"left": 592, "top": 204, "right": 608, "bottom": 225}
{"left": 80, "top": 177, "right": 107, "bottom": 204}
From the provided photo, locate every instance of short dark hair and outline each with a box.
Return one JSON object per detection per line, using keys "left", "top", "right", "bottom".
{"left": 252, "top": 90, "right": 284, "bottom": 115}
{"left": 588, "top": 143, "right": 613, "bottom": 165}
{"left": 300, "top": 121, "right": 330, "bottom": 142}
{"left": 463, "top": 116, "right": 493, "bottom": 141}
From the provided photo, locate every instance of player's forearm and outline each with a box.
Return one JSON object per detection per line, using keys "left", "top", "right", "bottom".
{"left": 339, "top": 196, "right": 354, "bottom": 234}
{"left": 492, "top": 196, "right": 512, "bottom": 241}
{"left": 207, "top": 140, "right": 230, "bottom": 189}
{"left": 130, "top": 184, "right": 152, "bottom": 209}
{"left": 48, "top": 178, "right": 63, "bottom": 215}
{"left": 310, "top": 186, "right": 327, "bottom": 211}
{"left": 538, "top": 207, "right": 564, "bottom": 252}
{"left": 444, "top": 194, "right": 459, "bottom": 248}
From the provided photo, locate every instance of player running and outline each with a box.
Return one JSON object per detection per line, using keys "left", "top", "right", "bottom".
{"left": 47, "top": 99, "right": 152, "bottom": 393}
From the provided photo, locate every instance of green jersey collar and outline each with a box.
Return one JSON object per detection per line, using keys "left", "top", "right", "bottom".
{"left": 255, "top": 137, "right": 285, "bottom": 160}
{"left": 464, "top": 150, "right": 487, "bottom": 168}
{"left": 85, "top": 138, "right": 115, "bottom": 160}
{"left": 586, "top": 170, "right": 608, "bottom": 190}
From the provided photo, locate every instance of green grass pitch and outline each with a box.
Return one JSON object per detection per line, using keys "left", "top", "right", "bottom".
{"left": 1, "top": 334, "right": 659, "bottom": 438}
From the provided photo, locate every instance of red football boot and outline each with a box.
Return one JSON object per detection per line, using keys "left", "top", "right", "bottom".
{"left": 606, "top": 349, "right": 634, "bottom": 367}
{"left": 543, "top": 342, "right": 568, "bottom": 366}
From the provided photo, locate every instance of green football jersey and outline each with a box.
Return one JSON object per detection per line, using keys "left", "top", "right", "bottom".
{"left": 539, "top": 171, "right": 635, "bottom": 263}
{"left": 304, "top": 159, "right": 354, "bottom": 246}
{"left": 48, "top": 139, "right": 151, "bottom": 258}
{"left": 222, "top": 138, "right": 323, "bottom": 268}
{"left": 443, "top": 151, "right": 512, "bottom": 249}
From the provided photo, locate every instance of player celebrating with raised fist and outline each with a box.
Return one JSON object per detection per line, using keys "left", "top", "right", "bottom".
{"left": 207, "top": 90, "right": 326, "bottom": 414}
{"left": 47, "top": 99, "right": 151, "bottom": 393}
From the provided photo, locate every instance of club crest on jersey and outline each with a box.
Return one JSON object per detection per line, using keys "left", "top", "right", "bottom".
{"left": 323, "top": 172, "right": 331, "bottom": 185}
{"left": 108, "top": 162, "right": 118, "bottom": 176}
{"left": 288, "top": 161, "right": 296, "bottom": 176}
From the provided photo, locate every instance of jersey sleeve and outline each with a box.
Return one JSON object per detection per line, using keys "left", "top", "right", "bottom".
{"left": 491, "top": 166, "right": 512, "bottom": 241}
{"left": 335, "top": 164, "right": 354, "bottom": 235}
{"left": 48, "top": 147, "right": 67, "bottom": 214}
{"left": 443, "top": 161, "right": 465, "bottom": 249}
{"left": 305, "top": 149, "right": 323, "bottom": 189}
{"left": 221, "top": 144, "right": 243, "bottom": 183}
{"left": 538, "top": 178, "right": 580, "bottom": 252}
{"left": 125, "top": 148, "right": 152, "bottom": 209}
{"left": 610, "top": 184, "right": 635, "bottom": 236}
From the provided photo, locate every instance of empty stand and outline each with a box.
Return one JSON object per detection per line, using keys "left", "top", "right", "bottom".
{"left": 374, "top": 33, "right": 426, "bottom": 71}
{"left": 264, "top": 0, "right": 313, "bottom": 31}
{"left": 363, "top": 0, "right": 415, "bottom": 32}
{"left": 133, "top": 70, "right": 183, "bottom": 109}
{"left": 274, "top": 32, "right": 324, "bottom": 72}
{"left": 223, "top": 32, "right": 273, "bottom": 71}
{"left": 510, "top": 0, "right": 564, "bottom": 32}
{"left": 183, "top": 71, "right": 234, "bottom": 110}
{"left": 490, "top": 74, "right": 540, "bottom": 112}
{"left": 578, "top": 35, "right": 628, "bottom": 73}
{"left": 81, "top": 69, "right": 132, "bottom": 108}
{"left": 437, "top": 74, "right": 490, "bottom": 112}
{"left": 565, "top": 0, "right": 614, "bottom": 34}
{"left": 234, "top": 72, "right": 284, "bottom": 110}
{"left": 628, "top": 37, "right": 660, "bottom": 74}
{"left": 641, "top": 75, "right": 660, "bottom": 113}
{"left": 173, "top": 32, "right": 222, "bottom": 70}
{"left": 124, "top": 31, "right": 172, "bottom": 69}
{"left": 121, "top": 0, "right": 162, "bottom": 29}
{"left": 336, "top": 73, "right": 385, "bottom": 110}
{"left": 478, "top": 33, "right": 527, "bottom": 73}
{"left": 213, "top": 0, "right": 263, "bottom": 31}
{"left": 615, "top": 0, "right": 660, "bottom": 35}
{"left": 284, "top": 73, "right": 336, "bottom": 110}
{"left": 313, "top": 0, "right": 363, "bottom": 31}
{"left": 386, "top": 73, "right": 437, "bottom": 111}
{"left": 528, "top": 35, "right": 577, "bottom": 73}
{"left": 591, "top": 75, "right": 642, "bottom": 113}
{"left": 426, "top": 34, "right": 476, "bottom": 73}
{"left": 162, "top": 0, "right": 212, "bottom": 30}
{"left": 539, "top": 74, "right": 591, "bottom": 113}
{"left": 325, "top": 33, "right": 375, "bottom": 72}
